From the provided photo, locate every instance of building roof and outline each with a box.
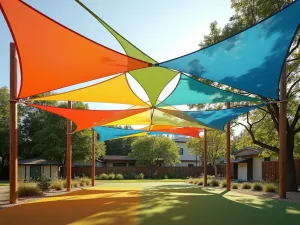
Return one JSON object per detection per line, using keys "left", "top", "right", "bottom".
{"left": 234, "top": 147, "right": 264, "bottom": 157}
{"left": 18, "top": 158, "right": 62, "bottom": 165}
{"left": 102, "top": 155, "right": 136, "bottom": 161}
{"left": 174, "top": 136, "right": 189, "bottom": 143}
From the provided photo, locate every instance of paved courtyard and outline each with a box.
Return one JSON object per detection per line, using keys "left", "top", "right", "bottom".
{"left": 0, "top": 182, "right": 299, "bottom": 225}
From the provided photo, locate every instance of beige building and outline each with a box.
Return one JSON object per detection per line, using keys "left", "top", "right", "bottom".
{"left": 18, "top": 159, "right": 62, "bottom": 180}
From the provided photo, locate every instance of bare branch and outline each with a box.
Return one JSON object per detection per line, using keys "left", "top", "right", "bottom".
{"left": 287, "top": 78, "right": 300, "bottom": 98}
{"left": 287, "top": 57, "right": 300, "bottom": 63}
{"left": 288, "top": 37, "right": 300, "bottom": 57}
{"left": 290, "top": 104, "right": 300, "bottom": 131}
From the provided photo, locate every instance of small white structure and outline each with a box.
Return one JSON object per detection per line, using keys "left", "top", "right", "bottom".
{"left": 232, "top": 148, "right": 272, "bottom": 181}
{"left": 18, "top": 158, "right": 62, "bottom": 180}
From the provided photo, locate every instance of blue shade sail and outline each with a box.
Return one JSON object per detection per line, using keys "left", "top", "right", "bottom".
{"left": 182, "top": 104, "right": 266, "bottom": 131}
{"left": 157, "top": 1, "right": 300, "bottom": 100}
{"left": 158, "top": 74, "right": 260, "bottom": 107}
{"left": 94, "top": 126, "right": 146, "bottom": 141}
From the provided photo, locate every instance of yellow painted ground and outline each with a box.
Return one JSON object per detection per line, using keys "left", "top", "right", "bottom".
{"left": 0, "top": 187, "right": 140, "bottom": 225}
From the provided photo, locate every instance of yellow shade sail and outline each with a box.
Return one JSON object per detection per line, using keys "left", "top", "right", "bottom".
{"left": 32, "top": 74, "right": 149, "bottom": 107}
{"left": 104, "top": 110, "right": 152, "bottom": 126}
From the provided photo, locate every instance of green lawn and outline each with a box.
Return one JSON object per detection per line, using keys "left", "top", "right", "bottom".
{"left": 0, "top": 181, "right": 9, "bottom": 186}
{"left": 96, "top": 179, "right": 187, "bottom": 183}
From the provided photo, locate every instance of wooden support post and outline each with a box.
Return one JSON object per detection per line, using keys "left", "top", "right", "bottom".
{"left": 91, "top": 129, "right": 95, "bottom": 186}
{"left": 9, "top": 42, "right": 18, "bottom": 204}
{"left": 203, "top": 129, "right": 207, "bottom": 186}
{"left": 226, "top": 102, "right": 231, "bottom": 191}
{"left": 279, "top": 64, "right": 287, "bottom": 199}
{"left": 66, "top": 101, "right": 72, "bottom": 191}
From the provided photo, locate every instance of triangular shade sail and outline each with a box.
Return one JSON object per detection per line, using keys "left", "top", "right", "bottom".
{"left": 182, "top": 104, "right": 265, "bottom": 131}
{"left": 0, "top": 0, "right": 150, "bottom": 99}
{"left": 152, "top": 109, "right": 207, "bottom": 128}
{"left": 158, "top": 1, "right": 300, "bottom": 99}
{"left": 104, "top": 110, "right": 152, "bottom": 126}
{"left": 26, "top": 103, "right": 148, "bottom": 131}
{"left": 148, "top": 125, "right": 203, "bottom": 138}
{"left": 94, "top": 126, "right": 147, "bottom": 142}
{"left": 76, "top": 0, "right": 177, "bottom": 106}
{"left": 158, "top": 74, "right": 260, "bottom": 107}
{"left": 32, "top": 74, "right": 149, "bottom": 107}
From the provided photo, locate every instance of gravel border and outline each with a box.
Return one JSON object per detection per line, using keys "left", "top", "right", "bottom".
{"left": 0, "top": 186, "right": 86, "bottom": 210}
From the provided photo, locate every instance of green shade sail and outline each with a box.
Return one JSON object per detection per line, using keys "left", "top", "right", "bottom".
{"left": 76, "top": 0, "right": 177, "bottom": 106}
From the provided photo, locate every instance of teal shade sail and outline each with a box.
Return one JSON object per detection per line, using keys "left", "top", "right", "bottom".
{"left": 158, "top": 74, "right": 260, "bottom": 107}
{"left": 157, "top": 1, "right": 300, "bottom": 99}
{"left": 183, "top": 104, "right": 265, "bottom": 131}
{"left": 94, "top": 126, "right": 146, "bottom": 141}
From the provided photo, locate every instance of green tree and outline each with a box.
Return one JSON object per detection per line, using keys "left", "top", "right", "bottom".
{"left": 129, "top": 136, "right": 180, "bottom": 177}
{"left": 187, "top": 130, "right": 226, "bottom": 176}
{"left": 0, "top": 87, "right": 10, "bottom": 166}
{"left": 20, "top": 101, "right": 105, "bottom": 164}
{"left": 195, "top": 0, "right": 300, "bottom": 191}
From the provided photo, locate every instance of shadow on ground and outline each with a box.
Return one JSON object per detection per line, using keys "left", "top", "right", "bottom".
{"left": 0, "top": 183, "right": 299, "bottom": 225}
{"left": 139, "top": 184, "right": 300, "bottom": 225}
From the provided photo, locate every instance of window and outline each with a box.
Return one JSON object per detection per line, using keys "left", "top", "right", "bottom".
{"left": 113, "top": 163, "right": 126, "bottom": 167}
{"left": 188, "top": 164, "right": 194, "bottom": 167}
{"left": 178, "top": 148, "right": 183, "bottom": 155}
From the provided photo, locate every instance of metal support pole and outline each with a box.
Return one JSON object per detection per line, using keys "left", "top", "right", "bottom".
{"left": 279, "top": 64, "right": 287, "bottom": 199}
{"left": 203, "top": 129, "right": 207, "bottom": 186}
{"left": 92, "top": 129, "right": 95, "bottom": 186}
{"left": 9, "top": 42, "right": 18, "bottom": 204}
{"left": 66, "top": 101, "right": 72, "bottom": 191}
{"left": 226, "top": 102, "right": 231, "bottom": 191}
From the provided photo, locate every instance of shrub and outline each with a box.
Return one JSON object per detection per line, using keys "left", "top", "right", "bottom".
{"left": 188, "top": 178, "right": 194, "bottom": 184}
{"left": 210, "top": 180, "right": 220, "bottom": 187}
{"left": 18, "top": 182, "right": 41, "bottom": 197}
{"left": 115, "top": 174, "right": 124, "bottom": 180}
{"left": 51, "top": 179, "right": 64, "bottom": 190}
{"left": 79, "top": 178, "right": 86, "bottom": 187}
{"left": 129, "top": 173, "right": 137, "bottom": 179}
{"left": 241, "top": 183, "right": 251, "bottom": 189}
{"left": 164, "top": 175, "right": 169, "bottom": 179}
{"left": 72, "top": 180, "right": 80, "bottom": 188}
{"left": 193, "top": 179, "right": 199, "bottom": 184}
{"left": 98, "top": 173, "right": 108, "bottom": 180}
{"left": 82, "top": 177, "right": 91, "bottom": 186}
{"left": 252, "top": 183, "right": 263, "bottom": 191}
{"left": 136, "top": 173, "right": 144, "bottom": 179}
{"left": 123, "top": 173, "right": 129, "bottom": 179}
{"left": 108, "top": 173, "right": 115, "bottom": 180}
{"left": 232, "top": 183, "right": 239, "bottom": 189}
{"left": 207, "top": 180, "right": 211, "bottom": 186}
{"left": 198, "top": 180, "right": 203, "bottom": 186}
{"left": 37, "top": 175, "right": 51, "bottom": 191}
{"left": 263, "top": 183, "right": 277, "bottom": 193}
{"left": 220, "top": 181, "right": 227, "bottom": 188}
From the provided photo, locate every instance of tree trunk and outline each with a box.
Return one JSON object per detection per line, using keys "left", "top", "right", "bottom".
{"left": 213, "top": 165, "right": 218, "bottom": 177}
{"left": 286, "top": 134, "right": 298, "bottom": 192}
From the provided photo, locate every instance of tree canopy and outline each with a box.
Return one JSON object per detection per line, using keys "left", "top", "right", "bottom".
{"left": 129, "top": 136, "right": 180, "bottom": 176}
{"left": 195, "top": 0, "right": 299, "bottom": 191}
{"left": 187, "top": 130, "right": 226, "bottom": 176}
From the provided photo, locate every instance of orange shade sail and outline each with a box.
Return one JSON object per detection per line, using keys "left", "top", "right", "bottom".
{"left": 26, "top": 103, "right": 149, "bottom": 131}
{"left": 145, "top": 125, "right": 202, "bottom": 138}
{"left": 0, "top": 0, "right": 150, "bottom": 99}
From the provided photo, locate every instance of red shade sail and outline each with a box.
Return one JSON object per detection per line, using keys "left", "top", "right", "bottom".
{"left": 26, "top": 103, "right": 149, "bottom": 132}
{"left": 0, "top": 0, "right": 150, "bottom": 99}
{"left": 143, "top": 125, "right": 203, "bottom": 138}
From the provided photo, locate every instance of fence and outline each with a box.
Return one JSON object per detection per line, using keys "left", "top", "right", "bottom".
{"left": 262, "top": 159, "right": 300, "bottom": 185}
{"left": 72, "top": 165, "right": 226, "bottom": 178}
